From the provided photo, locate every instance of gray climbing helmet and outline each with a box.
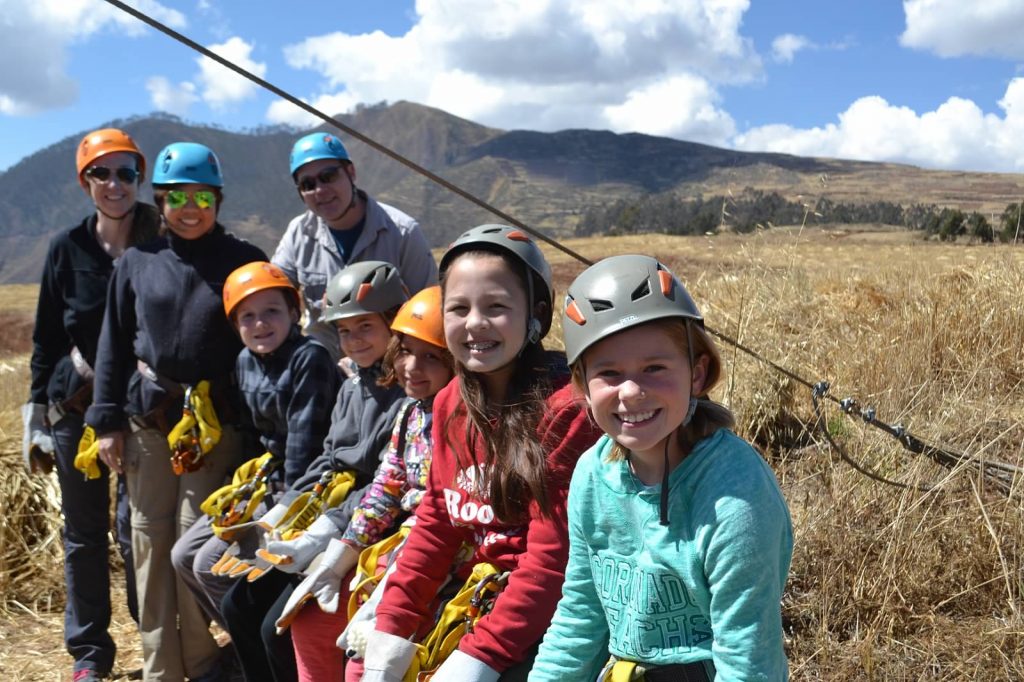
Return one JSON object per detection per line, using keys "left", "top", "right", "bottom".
{"left": 322, "top": 260, "right": 409, "bottom": 323}
{"left": 440, "top": 224, "right": 554, "bottom": 343}
{"left": 562, "top": 254, "right": 721, "bottom": 395}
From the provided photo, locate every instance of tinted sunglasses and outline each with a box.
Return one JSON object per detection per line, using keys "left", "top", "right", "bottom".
{"left": 297, "top": 165, "right": 343, "bottom": 193}
{"left": 165, "top": 189, "right": 217, "bottom": 210}
{"left": 84, "top": 166, "right": 140, "bottom": 184}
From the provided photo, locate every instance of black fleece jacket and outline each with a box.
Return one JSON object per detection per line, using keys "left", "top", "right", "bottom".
{"left": 86, "top": 224, "right": 266, "bottom": 434}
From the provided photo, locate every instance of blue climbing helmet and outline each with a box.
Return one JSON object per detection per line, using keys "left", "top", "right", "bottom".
{"left": 152, "top": 142, "right": 224, "bottom": 187}
{"left": 289, "top": 132, "right": 350, "bottom": 177}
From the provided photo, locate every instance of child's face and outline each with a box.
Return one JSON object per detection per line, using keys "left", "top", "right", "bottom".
{"left": 583, "top": 324, "right": 708, "bottom": 462}
{"left": 234, "top": 289, "right": 297, "bottom": 355}
{"left": 442, "top": 253, "right": 528, "bottom": 390}
{"left": 335, "top": 313, "right": 392, "bottom": 368}
{"left": 394, "top": 335, "right": 453, "bottom": 401}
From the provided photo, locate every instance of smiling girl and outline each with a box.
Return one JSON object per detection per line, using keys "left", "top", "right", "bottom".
{"left": 529, "top": 255, "right": 793, "bottom": 682}
{"left": 361, "top": 225, "right": 602, "bottom": 682}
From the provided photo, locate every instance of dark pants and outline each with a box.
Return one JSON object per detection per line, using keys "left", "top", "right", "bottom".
{"left": 53, "top": 413, "right": 138, "bottom": 675}
{"left": 221, "top": 570, "right": 299, "bottom": 682}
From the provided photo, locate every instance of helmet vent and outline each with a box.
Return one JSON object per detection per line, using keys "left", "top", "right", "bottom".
{"left": 590, "top": 298, "right": 614, "bottom": 312}
{"left": 630, "top": 280, "right": 652, "bottom": 301}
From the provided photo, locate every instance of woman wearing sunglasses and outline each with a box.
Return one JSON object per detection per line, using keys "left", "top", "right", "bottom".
{"left": 86, "top": 141, "right": 267, "bottom": 682}
{"left": 24, "top": 128, "right": 158, "bottom": 682}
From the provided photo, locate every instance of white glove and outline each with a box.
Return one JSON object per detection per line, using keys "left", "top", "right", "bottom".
{"left": 336, "top": 548, "right": 402, "bottom": 654}
{"left": 361, "top": 629, "right": 418, "bottom": 682}
{"left": 261, "top": 514, "right": 338, "bottom": 574}
{"left": 430, "top": 649, "right": 500, "bottom": 682}
{"left": 275, "top": 537, "right": 354, "bottom": 633}
{"left": 21, "top": 403, "right": 54, "bottom": 474}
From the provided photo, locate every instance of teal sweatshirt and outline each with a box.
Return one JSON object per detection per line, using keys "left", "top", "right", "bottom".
{"left": 530, "top": 429, "right": 793, "bottom": 681}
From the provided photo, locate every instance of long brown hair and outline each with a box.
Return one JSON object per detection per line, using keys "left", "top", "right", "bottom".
{"left": 442, "top": 249, "right": 554, "bottom": 523}
{"left": 571, "top": 317, "right": 735, "bottom": 462}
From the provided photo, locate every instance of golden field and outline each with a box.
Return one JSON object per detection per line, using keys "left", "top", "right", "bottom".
{"left": 2, "top": 227, "right": 1022, "bottom": 680}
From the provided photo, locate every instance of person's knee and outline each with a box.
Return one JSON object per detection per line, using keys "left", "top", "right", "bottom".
{"left": 170, "top": 536, "right": 194, "bottom": 577}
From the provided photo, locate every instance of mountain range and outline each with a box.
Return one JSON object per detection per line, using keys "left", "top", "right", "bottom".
{"left": 1, "top": 100, "right": 1022, "bottom": 283}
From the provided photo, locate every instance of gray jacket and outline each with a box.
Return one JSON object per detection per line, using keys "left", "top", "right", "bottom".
{"left": 271, "top": 192, "right": 438, "bottom": 359}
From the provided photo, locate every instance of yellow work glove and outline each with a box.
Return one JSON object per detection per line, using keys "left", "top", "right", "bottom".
{"left": 74, "top": 425, "right": 101, "bottom": 480}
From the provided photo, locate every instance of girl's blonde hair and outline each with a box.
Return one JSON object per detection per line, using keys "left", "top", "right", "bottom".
{"left": 571, "top": 317, "right": 735, "bottom": 461}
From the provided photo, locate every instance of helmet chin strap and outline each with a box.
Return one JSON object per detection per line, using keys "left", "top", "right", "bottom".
{"left": 329, "top": 175, "right": 360, "bottom": 225}
{"left": 660, "top": 397, "right": 698, "bottom": 526}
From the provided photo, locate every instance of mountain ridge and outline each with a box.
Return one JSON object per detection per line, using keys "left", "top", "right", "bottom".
{"left": 1, "top": 100, "right": 1021, "bottom": 283}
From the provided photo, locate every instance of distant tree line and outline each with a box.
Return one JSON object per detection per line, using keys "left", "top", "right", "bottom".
{"left": 578, "top": 188, "right": 1024, "bottom": 243}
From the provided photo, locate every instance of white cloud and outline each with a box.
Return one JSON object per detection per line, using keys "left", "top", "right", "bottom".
{"left": 901, "top": 0, "right": 1024, "bottom": 59}
{"left": 196, "top": 37, "right": 266, "bottom": 110}
{"left": 266, "top": 92, "right": 360, "bottom": 127}
{"left": 732, "top": 78, "right": 1024, "bottom": 172}
{"left": 771, "top": 34, "right": 811, "bottom": 64}
{"left": 272, "top": 0, "right": 760, "bottom": 145}
{"left": 0, "top": 0, "right": 185, "bottom": 115}
{"left": 604, "top": 74, "right": 735, "bottom": 144}
{"left": 145, "top": 76, "right": 198, "bottom": 117}
{"left": 147, "top": 36, "right": 266, "bottom": 114}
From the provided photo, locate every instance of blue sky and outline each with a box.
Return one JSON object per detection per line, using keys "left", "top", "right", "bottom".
{"left": 2, "top": 0, "right": 1024, "bottom": 174}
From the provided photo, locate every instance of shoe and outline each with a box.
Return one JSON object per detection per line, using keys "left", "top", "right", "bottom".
{"left": 72, "top": 670, "right": 103, "bottom": 682}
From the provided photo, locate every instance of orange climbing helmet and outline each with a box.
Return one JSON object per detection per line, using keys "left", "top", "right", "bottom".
{"left": 75, "top": 128, "right": 146, "bottom": 189}
{"left": 390, "top": 285, "right": 444, "bottom": 349}
{"left": 223, "top": 262, "right": 302, "bottom": 319}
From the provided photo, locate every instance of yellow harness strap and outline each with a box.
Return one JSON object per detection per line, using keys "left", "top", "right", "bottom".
{"left": 166, "top": 380, "right": 222, "bottom": 473}
{"left": 201, "top": 453, "right": 277, "bottom": 537}
{"left": 274, "top": 470, "right": 356, "bottom": 541}
{"left": 74, "top": 425, "right": 101, "bottom": 480}
{"left": 404, "top": 562, "right": 508, "bottom": 682}
{"left": 347, "top": 525, "right": 412, "bottom": 619}
{"left": 607, "top": 660, "right": 641, "bottom": 682}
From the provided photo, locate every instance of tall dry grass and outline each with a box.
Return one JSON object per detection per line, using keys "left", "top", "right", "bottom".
{"left": 1, "top": 228, "right": 1022, "bottom": 679}
{"left": 547, "top": 228, "right": 1024, "bottom": 680}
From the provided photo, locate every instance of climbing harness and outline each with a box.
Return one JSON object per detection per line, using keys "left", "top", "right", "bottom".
{"left": 402, "top": 562, "right": 509, "bottom": 682}
{"left": 201, "top": 452, "right": 280, "bottom": 537}
{"left": 166, "top": 380, "right": 222, "bottom": 475}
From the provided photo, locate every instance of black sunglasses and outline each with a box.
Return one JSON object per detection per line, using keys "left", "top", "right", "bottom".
{"left": 296, "top": 165, "right": 343, "bottom": 194}
{"left": 84, "top": 166, "right": 140, "bottom": 184}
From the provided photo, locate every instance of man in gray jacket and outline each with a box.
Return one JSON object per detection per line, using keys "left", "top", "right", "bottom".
{"left": 272, "top": 132, "right": 438, "bottom": 361}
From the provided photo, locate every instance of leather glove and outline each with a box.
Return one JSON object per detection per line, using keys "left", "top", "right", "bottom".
{"left": 21, "top": 403, "right": 54, "bottom": 474}
{"left": 275, "top": 537, "right": 358, "bottom": 633}
{"left": 259, "top": 514, "right": 338, "bottom": 574}
{"left": 210, "top": 503, "right": 288, "bottom": 580}
{"left": 430, "top": 649, "right": 500, "bottom": 682}
{"left": 336, "top": 550, "right": 401, "bottom": 655}
{"left": 361, "top": 630, "right": 418, "bottom": 682}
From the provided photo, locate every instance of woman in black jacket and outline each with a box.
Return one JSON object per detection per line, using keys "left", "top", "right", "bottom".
{"left": 24, "top": 128, "right": 159, "bottom": 682}
{"left": 86, "top": 141, "right": 267, "bottom": 682}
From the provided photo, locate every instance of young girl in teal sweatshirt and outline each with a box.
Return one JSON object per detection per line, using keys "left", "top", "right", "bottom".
{"left": 530, "top": 255, "right": 793, "bottom": 682}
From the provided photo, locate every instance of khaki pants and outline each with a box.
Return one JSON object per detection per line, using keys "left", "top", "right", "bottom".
{"left": 124, "top": 426, "right": 241, "bottom": 681}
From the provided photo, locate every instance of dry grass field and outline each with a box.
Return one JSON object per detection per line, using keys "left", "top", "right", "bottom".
{"left": 2, "top": 226, "right": 1022, "bottom": 680}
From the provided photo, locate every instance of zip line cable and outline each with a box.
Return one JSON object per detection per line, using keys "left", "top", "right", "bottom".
{"left": 100, "top": 0, "right": 593, "bottom": 268}
{"left": 103, "top": 0, "right": 1020, "bottom": 496}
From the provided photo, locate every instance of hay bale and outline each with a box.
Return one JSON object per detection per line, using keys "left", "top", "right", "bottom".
{"left": 0, "top": 449, "right": 64, "bottom": 612}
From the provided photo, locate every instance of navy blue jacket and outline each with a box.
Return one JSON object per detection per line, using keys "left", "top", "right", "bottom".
{"left": 236, "top": 327, "right": 341, "bottom": 487}
{"left": 87, "top": 224, "right": 266, "bottom": 434}
{"left": 30, "top": 206, "right": 160, "bottom": 406}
